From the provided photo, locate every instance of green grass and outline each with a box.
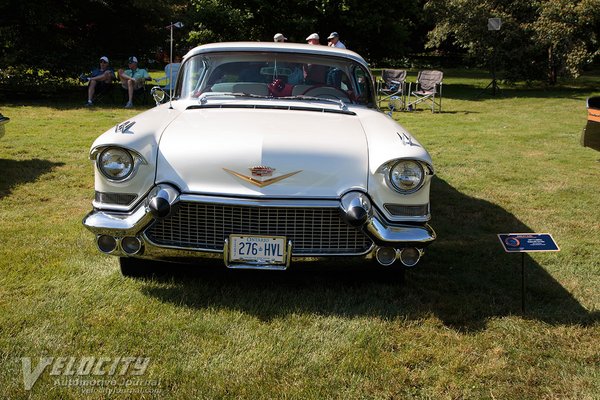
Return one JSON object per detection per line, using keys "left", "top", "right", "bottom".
{"left": 0, "top": 71, "right": 599, "bottom": 399}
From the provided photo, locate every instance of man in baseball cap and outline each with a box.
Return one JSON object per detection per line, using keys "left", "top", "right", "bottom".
{"left": 327, "top": 32, "right": 346, "bottom": 49}
{"left": 273, "top": 33, "right": 287, "bottom": 42}
{"left": 306, "top": 33, "right": 320, "bottom": 45}
{"left": 83, "top": 56, "right": 115, "bottom": 106}
{"left": 118, "top": 56, "right": 151, "bottom": 108}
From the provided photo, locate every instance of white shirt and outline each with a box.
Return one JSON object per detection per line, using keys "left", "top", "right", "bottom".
{"left": 329, "top": 41, "right": 346, "bottom": 49}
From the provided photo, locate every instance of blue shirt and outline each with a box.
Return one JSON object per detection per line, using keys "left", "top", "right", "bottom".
{"left": 91, "top": 67, "right": 114, "bottom": 80}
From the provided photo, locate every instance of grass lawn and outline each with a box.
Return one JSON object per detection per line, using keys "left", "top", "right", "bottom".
{"left": 0, "top": 71, "right": 599, "bottom": 399}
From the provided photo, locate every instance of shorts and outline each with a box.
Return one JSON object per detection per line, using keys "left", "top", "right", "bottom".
{"left": 121, "top": 79, "right": 145, "bottom": 90}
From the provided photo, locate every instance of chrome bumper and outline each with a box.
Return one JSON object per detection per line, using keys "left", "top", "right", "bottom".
{"left": 82, "top": 188, "right": 436, "bottom": 262}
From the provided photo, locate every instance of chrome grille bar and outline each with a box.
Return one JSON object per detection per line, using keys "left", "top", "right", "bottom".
{"left": 145, "top": 201, "right": 372, "bottom": 255}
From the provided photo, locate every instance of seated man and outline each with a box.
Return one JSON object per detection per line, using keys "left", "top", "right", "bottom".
{"left": 118, "top": 56, "right": 151, "bottom": 108}
{"left": 83, "top": 56, "right": 115, "bottom": 107}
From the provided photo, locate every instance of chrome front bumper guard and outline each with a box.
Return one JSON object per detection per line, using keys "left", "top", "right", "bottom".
{"left": 82, "top": 187, "right": 436, "bottom": 262}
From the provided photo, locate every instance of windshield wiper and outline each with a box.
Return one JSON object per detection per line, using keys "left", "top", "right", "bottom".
{"left": 278, "top": 95, "right": 348, "bottom": 111}
{"left": 198, "top": 92, "right": 348, "bottom": 111}
{"left": 198, "top": 92, "right": 270, "bottom": 104}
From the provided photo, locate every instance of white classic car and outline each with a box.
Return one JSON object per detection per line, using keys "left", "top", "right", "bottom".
{"left": 83, "top": 42, "right": 436, "bottom": 276}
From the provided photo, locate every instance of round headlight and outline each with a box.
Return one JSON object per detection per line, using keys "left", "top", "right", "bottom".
{"left": 389, "top": 160, "right": 425, "bottom": 193}
{"left": 98, "top": 147, "right": 134, "bottom": 181}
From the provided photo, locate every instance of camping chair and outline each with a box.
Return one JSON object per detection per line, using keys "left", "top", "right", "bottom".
{"left": 81, "top": 72, "right": 118, "bottom": 105}
{"left": 407, "top": 70, "right": 443, "bottom": 113}
{"left": 155, "top": 63, "right": 181, "bottom": 98}
{"left": 377, "top": 69, "right": 407, "bottom": 112}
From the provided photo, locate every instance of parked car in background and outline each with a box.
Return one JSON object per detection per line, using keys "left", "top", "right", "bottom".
{"left": 582, "top": 96, "right": 600, "bottom": 152}
{"left": 83, "top": 42, "right": 436, "bottom": 276}
{"left": 0, "top": 113, "right": 9, "bottom": 139}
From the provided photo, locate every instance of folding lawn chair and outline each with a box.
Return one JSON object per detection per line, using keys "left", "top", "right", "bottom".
{"left": 377, "top": 69, "right": 407, "bottom": 112}
{"left": 407, "top": 70, "right": 443, "bottom": 113}
{"left": 155, "top": 63, "right": 181, "bottom": 94}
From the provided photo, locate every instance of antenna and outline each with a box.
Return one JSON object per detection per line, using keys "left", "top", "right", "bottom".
{"left": 166, "top": 22, "right": 184, "bottom": 109}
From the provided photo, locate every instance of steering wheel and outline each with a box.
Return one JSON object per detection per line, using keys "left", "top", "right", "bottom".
{"left": 302, "top": 86, "right": 351, "bottom": 102}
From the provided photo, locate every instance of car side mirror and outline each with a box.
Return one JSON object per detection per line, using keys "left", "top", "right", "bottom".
{"left": 151, "top": 86, "right": 166, "bottom": 106}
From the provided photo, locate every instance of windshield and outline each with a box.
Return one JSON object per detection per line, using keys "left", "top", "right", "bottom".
{"left": 177, "top": 51, "right": 375, "bottom": 107}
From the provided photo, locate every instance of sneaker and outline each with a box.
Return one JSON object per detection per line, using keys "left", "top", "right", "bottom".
{"left": 85, "top": 100, "right": 93, "bottom": 107}
{"left": 124, "top": 101, "right": 133, "bottom": 108}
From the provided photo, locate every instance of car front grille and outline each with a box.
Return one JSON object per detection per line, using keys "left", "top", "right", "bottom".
{"left": 383, "top": 203, "right": 429, "bottom": 217}
{"left": 145, "top": 201, "right": 373, "bottom": 255}
{"left": 95, "top": 191, "right": 138, "bottom": 206}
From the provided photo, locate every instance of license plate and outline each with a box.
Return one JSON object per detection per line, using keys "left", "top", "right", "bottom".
{"left": 228, "top": 235, "right": 286, "bottom": 264}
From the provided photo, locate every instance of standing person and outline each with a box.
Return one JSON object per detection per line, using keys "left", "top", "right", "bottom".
{"left": 118, "top": 56, "right": 151, "bottom": 108}
{"left": 327, "top": 32, "right": 346, "bottom": 49}
{"left": 273, "top": 33, "right": 287, "bottom": 42}
{"left": 305, "top": 33, "right": 320, "bottom": 45}
{"left": 83, "top": 56, "right": 115, "bottom": 107}
{"left": 304, "top": 34, "right": 327, "bottom": 83}
{"left": 326, "top": 33, "right": 345, "bottom": 87}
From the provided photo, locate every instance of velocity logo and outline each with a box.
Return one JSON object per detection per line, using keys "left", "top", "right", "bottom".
{"left": 21, "top": 356, "right": 151, "bottom": 390}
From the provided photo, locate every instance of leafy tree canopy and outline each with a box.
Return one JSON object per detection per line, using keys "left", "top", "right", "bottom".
{"left": 424, "top": 0, "right": 600, "bottom": 83}
{"left": 183, "top": 0, "right": 425, "bottom": 64}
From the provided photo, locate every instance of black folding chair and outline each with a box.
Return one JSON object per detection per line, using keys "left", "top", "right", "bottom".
{"left": 377, "top": 69, "right": 407, "bottom": 113}
{"left": 407, "top": 70, "right": 443, "bottom": 113}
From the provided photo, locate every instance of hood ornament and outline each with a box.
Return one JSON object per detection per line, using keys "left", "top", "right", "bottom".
{"left": 224, "top": 167, "right": 301, "bottom": 188}
{"left": 115, "top": 120, "right": 136, "bottom": 134}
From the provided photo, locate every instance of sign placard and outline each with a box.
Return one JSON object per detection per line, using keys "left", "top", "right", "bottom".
{"left": 488, "top": 18, "right": 502, "bottom": 31}
{"left": 498, "top": 233, "right": 560, "bottom": 253}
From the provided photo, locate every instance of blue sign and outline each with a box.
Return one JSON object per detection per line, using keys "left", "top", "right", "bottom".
{"left": 498, "top": 233, "right": 560, "bottom": 253}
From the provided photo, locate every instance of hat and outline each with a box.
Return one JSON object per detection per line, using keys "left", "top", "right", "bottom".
{"left": 99, "top": 56, "right": 109, "bottom": 63}
{"left": 273, "top": 33, "right": 287, "bottom": 42}
{"left": 128, "top": 56, "right": 138, "bottom": 64}
{"left": 306, "top": 33, "right": 320, "bottom": 41}
{"left": 327, "top": 32, "right": 339, "bottom": 40}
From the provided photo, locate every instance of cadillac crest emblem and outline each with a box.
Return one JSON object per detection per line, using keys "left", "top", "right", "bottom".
{"left": 250, "top": 166, "right": 275, "bottom": 177}
{"left": 223, "top": 166, "right": 301, "bottom": 188}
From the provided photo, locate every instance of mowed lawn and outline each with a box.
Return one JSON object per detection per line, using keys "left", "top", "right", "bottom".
{"left": 0, "top": 72, "right": 598, "bottom": 399}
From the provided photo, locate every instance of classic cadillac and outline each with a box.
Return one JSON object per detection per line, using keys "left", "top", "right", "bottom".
{"left": 83, "top": 42, "right": 436, "bottom": 276}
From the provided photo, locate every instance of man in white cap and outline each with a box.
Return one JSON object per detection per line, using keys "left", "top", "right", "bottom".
{"left": 327, "top": 32, "right": 346, "bottom": 49}
{"left": 118, "top": 56, "right": 151, "bottom": 108}
{"left": 306, "top": 33, "right": 320, "bottom": 45}
{"left": 83, "top": 56, "right": 115, "bottom": 107}
{"left": 273, "top": 33, "right": 287, "bottom": 42}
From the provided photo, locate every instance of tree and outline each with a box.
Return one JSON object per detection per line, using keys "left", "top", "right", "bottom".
{"left": 424, "top": 0, "right": 600, "bottom": 83}
{"left": 184, "top": 0, "right": 425, "bottom": 64}
{"left": 0, "top": 0, "right": 184, "bottom": 80}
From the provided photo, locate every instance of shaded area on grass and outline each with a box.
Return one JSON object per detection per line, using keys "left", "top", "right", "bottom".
{"left": 138, "top": 177, "right": 597, "bottom": 332}
{"left": 442, "top": 84, "right": 599, "bottom": 102}
{"left": 0, "top": 158, "right": 64, "bottom": 199}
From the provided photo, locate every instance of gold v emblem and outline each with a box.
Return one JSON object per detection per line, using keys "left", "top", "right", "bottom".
{"left": 223, "top": 168, "right": 302, "bottom": 187}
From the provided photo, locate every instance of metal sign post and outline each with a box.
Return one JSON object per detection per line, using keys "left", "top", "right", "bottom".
{"left": 478, "top": 18, "right": 502, "bottom": 98}
{"left": 498, "top": 233, "right": 560, "bottom": 312}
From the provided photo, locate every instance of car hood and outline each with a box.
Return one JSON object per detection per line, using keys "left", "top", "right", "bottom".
{"left": 155, "top": 107, "right": 368, "bottom": 197}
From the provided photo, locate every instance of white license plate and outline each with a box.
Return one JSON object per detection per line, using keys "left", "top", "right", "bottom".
{"left": 229, "top": 235, "right": 286, "bottom": 264}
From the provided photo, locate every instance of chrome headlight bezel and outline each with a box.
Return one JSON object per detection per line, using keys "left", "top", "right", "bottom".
{"left": 386, "top": 159, "right": 427, "bottom": 194}
{"left": 91, "top": 146, "right": 146, "bottom": 183}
